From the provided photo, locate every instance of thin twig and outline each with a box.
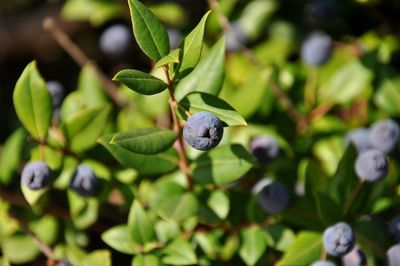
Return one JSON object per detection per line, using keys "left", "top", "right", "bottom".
{"left": 342, "top": 180, "right": 364, "bottom": 215}
{"left": 42, "top": 17, "right": 126, "bottom": 107}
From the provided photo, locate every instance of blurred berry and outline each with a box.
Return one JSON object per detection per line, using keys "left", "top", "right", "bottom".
{"left": 355, "top": 149, "right": 388, "bottom": 182}
{"left": 301, "top": 31, "right": 333, "bottom": 66}
{"left": 99, "top": 24, "right": 132, "bottom": 59}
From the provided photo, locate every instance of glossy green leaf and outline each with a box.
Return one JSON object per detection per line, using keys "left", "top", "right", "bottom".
{"left": 239, "top": 226, "right": 268, "bottom": 266}
{"left": 132, "top": 255, "right": 162, "bottom": 266}
{"left": 113, "top": 69, "right": 167, "bottom": 95}
{"left": 101, "top": 225, "right": 136, "bottom": 255}
{"left": 174, "top": 37, "right": 226, "bottom": 101}
{"left": 128, "top": 201, "right": 156, "bottom": 245}
{"left": 13, "top": 61, "right": 52, "bottom": 140}
{"left": 179, "top": 92, "right": 247, "bottom": 126}
{"left": 60, "top": 91, "right": 87, "bottom": 122}
{"left": 68, "top": 190, "right": 99, "bottom": 229}
{"left": 177, "top": 11, "right": 211, "bottom": 76}
{"left": 20, "top": 181, "right": 48, "bottom": 207}
{"left": 149, "top": 180, "right": 198, "bottom": 222}
{"left": 276, "top": 231, "right": 322, "bottom": 266}
{"left": 64, "top": 104, "right": 111, "bottom": 153}
{"left": 207, "top": 190, "right": 229, "bottom": 220}
{"left": 0, "top": 128, "right": 26, "bottom": 184}
{"left": 155, "top": 49, "right": 181, "bottom": 68}
{"left": 190, "top": 144, "right": 255, "bottom": 185}
{"left": 98, "top": 134, "right": 178, "bottom": 175}
{"left": 109, "top": 128, "right": 176, "bottom": 155}
{"left": 128, "top": 0, "right": 169, "bottom": 61}
{"left": 82, "top": 250, "right": 111, "bottom": 266}
{"left": 162, "top": 238, "right": 197, "bottom": 265}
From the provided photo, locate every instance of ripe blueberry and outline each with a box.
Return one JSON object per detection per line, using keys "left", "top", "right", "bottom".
{"left": 46, "top": 80, "right": 64, "bottom": 108}
{"left": 369, "top": 119, "right": 400, "bottom": 154}
{"left": 183, "top": 111, "right": 224, "bottom": 151}
{"left": 310, "top": 260, "right": 336, "bottom": 266}
{"left": 304, "top": 0, "right": 337, "bottom": 25}
{"left": 70, "top": 165, "right": 99, "bottom": 197}
{"left": 389, "top": 215, "right": 400, "bottom": 242}
{"left": 301, "top": 31, "right": 333, "bottom": 67}
{"left": 342, "top": 246, "right": 367, "bottom": 266}
{"left": 167, "top": 29, "right": 183, "bottom": 50}
{"left": 323, "top": 222, "right": 355, "bottom": 257}
{"left": 355, "top": 149, "right": 388, "bottom": 182}
{"left": 225, "top": 22, "right": 247, "bottom": 52}
{"left": 250, "top": 136, "right": 279, "bottom": 164}
{"left": 21, "top": 161, "right": 52, "bottom": 190}
{"left": 99, "top": 24, "right": 131, "bottom": 58}
{"left": 344, "top": 128, "right": 372, "bottom": 154}
{"left": 256, "top": 180, "right": 289, "bottom": 214}
{"left": 387, "top": 244, "right": 400, "bottom": 266}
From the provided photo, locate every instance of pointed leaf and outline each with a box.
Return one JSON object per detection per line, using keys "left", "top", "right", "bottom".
{"left": 154, "top": 49, "right": 180, "bottom": 68}
{"left": 114, "top": 69, "right": 167, "bottom": 95}
{"left": 179, "top": 92, "right": 246, "bottom": 126}
{"left": 20, "top": 182, "right": 48, "bottom": 207}
{"left": 13, "top": 61, "right": 52, "bottom": 140}
{"left": 109, "top": 128, "right": 176, "bottom": 155}
{"left": 190, "top": 144, "right": 255, "bottom": 185}
{"left": 239, "top": 226, "right": 268, "bottom": 266}
{"left": 128, "top": 0, "right": 169, "bottom": 61}
{"left": 174, "top": 37, "right": 226, "bottom": 101}
{"left": 128, "top": 201, "right": 156, "bottom": 246}
{"left": 162, "top": 238, "right": 197, "bottom": 265}
{"left": 101, "top": 225, "right": 136, "bottom": 255}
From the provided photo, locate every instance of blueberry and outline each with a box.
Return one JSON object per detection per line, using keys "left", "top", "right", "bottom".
{"left": 183, "top": 111, "right": 224, "bottom": 151}
{"left": 70, "top": 165, "right": 99, "bottom": 197}
{"left": 369, "top": 119, "right": 400, "bottom": 154}
{"left": 323, "top": 222, "right": 355, "bottom": 257}
{"left": 250, "top": 136, "right": 279, "bottom": 164}
{"left": 167, "top": 29, "right": 183, "bottom": 50}
{"left": 344, "top": 128, "right": 372, "bottom": 154}
{"left": 305, "top": 0, "right": 337, "bottom": 25}
{"left": 57, "top": 260, "right": 72, "bottom": 266}
{"left": 256, "top": 180, "right": 289, "bottom": 214}
{"left": 310, "top": 260, "right": 336, "bottom": 266}
{"left": 342, "top": 246, "right": 367, "bottom": 266}
{"left": 355, "top": 149, "right": 388, "bottom": 182}
{"left": 21, "top": 161, "right": 52, "bottom": 190}
{"left": 99, "top": 24, "right": 132, "bottom": 58}
{"left": 387, "top": 244, "right": 400, "bottom": 266}
{"left": 301, "top": 31, "right": 333, "bottom": 67}
{"left": 225, "top": 22, "right": 247, "bottom": 52}
{"left": 46, "top": 80, "right": 64, "bottom": 108}
{"left": 389, "top": 215, "right": 400, "bottom": 242}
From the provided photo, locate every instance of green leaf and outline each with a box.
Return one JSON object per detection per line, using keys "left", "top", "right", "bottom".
{"left": 68, "top": 190, "right": 99, "bottom": 229}
{"left": 128, "top": 201, "right": 156, "bottom": 246}
{"left": 64, "top": 104, "right": 111, "bottom": 153}
{"left": 1, "top": 235, "right": 39, "bottom": 264}
{"left": 30, "top": 215, "right": 59, "bottom": 245}
{"left": 132, "top": 255, "right": 162, "bottom": 266}
{"left": 162, "top": 238, "right": 197, "bottom": 265}
{"left": 177, "top": 11, "right": 211, "bottom": 76}
{"left": 374, "top": 77, "right": 400, "bottom": 115}
{"left": 174, "top": 37, "right": 226, "bottom": 101}
{"left": 0, "top": 128, "right": 26, "bottom": 184}
{"left": 98, "top": 134, "right": 178, "bottom": 175}
{"left": 77, "top": 64, "right": 108, "bottom": 106}
{"left": 314, "top": 192, "right": 342, "bottom": 226}
{"left": 276, "top": 231, "right": 322, "bottom": 266}
{"left": 109, "top": 128, "right": 177, "bottom": 155}
{"left": 154, "top": 49, "right": 181, "bottom": 68}
{"left": 190, "top": 144, "right": 255, "bottom": 185}
{"left": 239, "top": 226, "right": 268, "bottom": 266}
{"left": 149, "top": 180, "right": 198, "bottom": 222}
{"left": 264, "top": 224, "right": 295, "bottom": 252}
{"left": 179, "top": 92, "right": 247, "bottom": 126}
{"left": 220, "top": 234, "right": 239, "bottom": 261}
{"left": 82, "top": 250, "right": 111, "bottom": 266}
{"left": 101, "top": 225, "right": 136, "bottom": 255}
{"left": 20, "top": 181, "right": 48, "bottom": 207}
{"left": 207, "top": 190, "right": 229, "bottom": 220}
{"left": 128, "top": 0, "right": 169, "bottom": 61}
{"left": 13, "top": 61, "right": 53, "bottom": 140}
{"left": 113, "top": 69, "right": 167, "bottom": 95}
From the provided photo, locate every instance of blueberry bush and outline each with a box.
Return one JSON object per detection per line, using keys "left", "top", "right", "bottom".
{"left": 1, "top": 0, "right": 400, "bottom": 265}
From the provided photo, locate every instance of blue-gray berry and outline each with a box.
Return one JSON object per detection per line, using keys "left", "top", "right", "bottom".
{"left": 387, "top": 244, "right": 400, "bottom": 266}
{"left": 167, "top": 29, "right": 183, "bottom": 50}
{"left": 301, "top": 31, "right": 333, "bottom": 67}
{"left": 310, "top": 260, "right": 336, "bottom": 266}
{"left": 342, "top": 246, "right": 367, "bottom": 266}
{"left": 389, "top": 215, "right": 400, "bottom": 242}
{"left": 225, "top": 22, "right": 247, "bottom": 52}
{"left": 183, "top": 111, "right": 224, "bottom": 151}
{"left": 344, "top": 128, "right": 372, "bottom": 154}
{"left": 369, "top": 119, "right": 400, "bottom": 154}
{"left": 323, "top": 222, "right": 355, "bottom": 257}
{"left": 21, "top": 161, "right": 52, "bottom": 190}
{"left": 46, "top": 80, "right": 64, "bottom": 108}
{"left": 257, "top": 181, "right": 289, "bottom": 214}
{"left": 250, "top": 136, "right": 280, "bottom": 164}
{"left": 99, "top": 24, "right": 131, "bottom": 58}
{"left": 355, "top": 149, "right": 388, "bottom": 182}
{"left": 305, "top": 0, "right": 337, "bottom": 25}
{"left": 70, "top": 165, "right": 99, "bottom": 197}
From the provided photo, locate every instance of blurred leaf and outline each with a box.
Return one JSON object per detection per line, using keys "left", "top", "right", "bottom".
{"left": 179, "top": 92, "right": 247, "bottom": 126}
{"left": 128, "top": 0, "right": 169, "bottom": 61}
{"left": 30, "top": 145, "right": 62, "bottom": 171}
{"left": 109, "top": 128, "right": 176, "bottom": 155}
{"left": 374, "top": 77, "right": 400, "bottom": 115}
{"left": 54, "top": 156, "right": 78, "bottom": 190}
{"left": 312, "top": 136, "right": 343, "bottom": 176}
{"left": 150, "top": 3, "right": 187, "bottom": 28}
{"left": 194, "top": 231, "right": 221, "bottom": 259}
{"left": 175, "top": 37, "right": 226, "bottom": 101}
{"left": 99, "top": 134, "right": 178, "bottom": 175}
{"left": 207, "top": 190, "right": 229, "bottom": 220}
{"left": 264, "top": 224, "right": 295, "bottom": 252}
{"left": 77, "top": 64, "right": 108, "bottom": 106}
{"left": 190, "top": 144, "right": 255, "bottom": 185}
{"left": 1, "top": 235, "right": 39, "bottom": 264}
{"left": 64, "top": 104, "right": 111, "bottom": 153}
{"left": 20, "top": 182, "right": 48, "bottom": 207}
{"left": 31, "top": 215, "right": 59, "bottom": 245}
{"left": 68, "top": 190, "right": 99, "bottom": 229}
{"left": 0, "top": 128, "right": 26, "bottom": 184}
{"left": 239, "top": 226, "right": 268, "bottom": 266}
{"left": 60, "top": 91, "right": 87, "bottom": 122}
{"left": 219, "top": 233, "right": 239, "bottom": 261}
{"left": 132, "top": 254, "right": 162, "bottom": 266}
{"left": 13, "top": 61, "right": 52, "bottom": 140}
{"left": 128, "top": 201, "right": 156, "bottom": 246}
{"left": 314, "top": 192, "right": 342, "bottom": 226}
{"left": 81, "top": 250, "right": 111, "bottom": 266}
{"left": 114, "top": 69, "right": 167, "bottom": 95}
{"left": 276, "top": 231, "right": 322, "bottom": 266}
{"left": 155, "top": 220, "right": 180, "bottom": 243}
{"left": 101, "top": 225, "right": 136, "bottom": 255}
{"left": 155, "top": 49, "right": 181, "bottom": 69}
{"left": 177, "top": 11, "right": 211, "bottom": 77}
{"left": 162, "top": 238, "right": 197, "bottom": 265}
